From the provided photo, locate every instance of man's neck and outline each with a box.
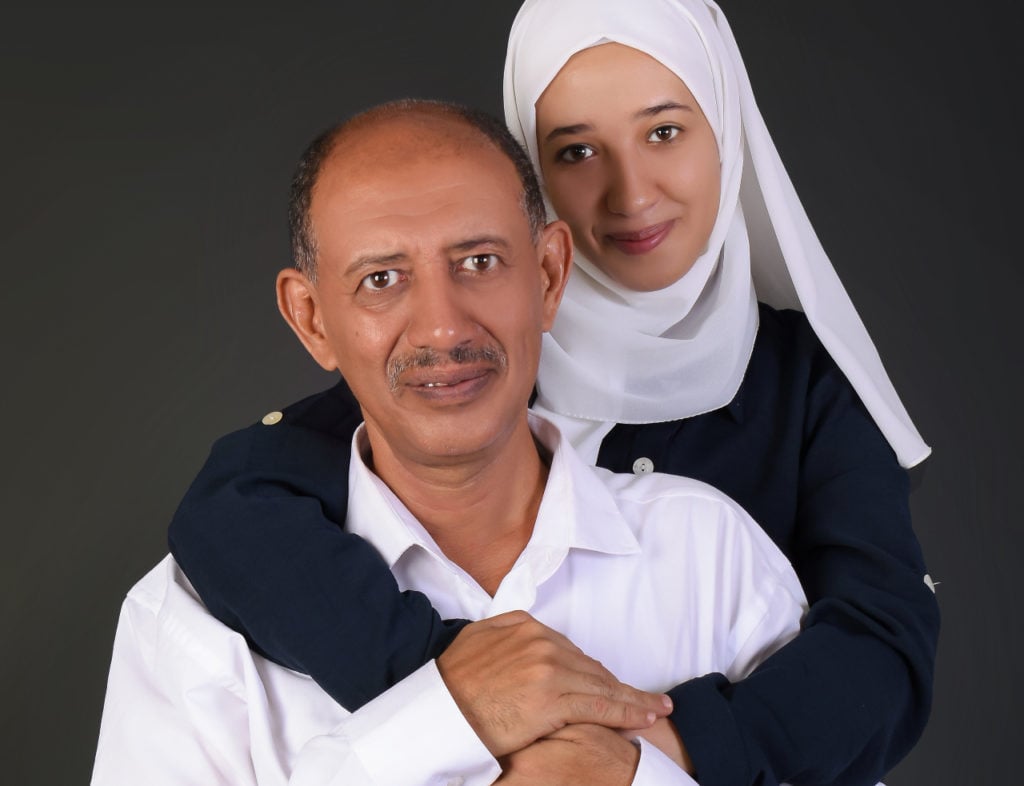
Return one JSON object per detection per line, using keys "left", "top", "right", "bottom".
{"left": 363, "top": 416, "right": 549, "bottom": 596}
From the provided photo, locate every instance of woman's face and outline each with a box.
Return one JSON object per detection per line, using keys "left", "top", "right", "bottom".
{"left": 535, "top": 43, "right": 721, "bottom": 292}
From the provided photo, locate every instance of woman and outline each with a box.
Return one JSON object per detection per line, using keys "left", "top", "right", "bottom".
{"left": 169, "top": 1, "right": 938, "bottom": 783}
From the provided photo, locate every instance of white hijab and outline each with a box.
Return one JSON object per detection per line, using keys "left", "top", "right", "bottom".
{"left": 503, "top": 0, "right": 930, "bottom": 468}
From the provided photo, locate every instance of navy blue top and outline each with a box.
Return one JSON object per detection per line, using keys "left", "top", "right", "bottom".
{"left": 169, "top": 304, "right": 939, "bottom": 786}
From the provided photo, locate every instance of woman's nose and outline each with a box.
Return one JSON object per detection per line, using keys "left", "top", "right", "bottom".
{"left": 604, "top": 151, "right": 658, "bottom": 216}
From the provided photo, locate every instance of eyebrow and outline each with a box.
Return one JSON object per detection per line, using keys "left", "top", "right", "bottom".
{"left": 343, "top": 236, "right": 510, "bottom": 277}
{"left": 543, "top": 101, "right": 695, "bottom": 143}
{"left": 344, "top": 252, "right": 406, "bottom": 278}
{"left": 447, "top": 236, "right": 511, "bottom": 254}
{"left": 634, "top": 101, "right": 694, "bottom": 120}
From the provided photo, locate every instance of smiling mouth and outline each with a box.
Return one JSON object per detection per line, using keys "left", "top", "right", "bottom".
{"left": 605, "top": 220, "right": 675, "bottom": 255}
{"left": 407, "top": 367, "right": 495, "bottom": 403}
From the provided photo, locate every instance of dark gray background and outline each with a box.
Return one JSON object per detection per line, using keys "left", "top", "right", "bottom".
{"left": 2, "top": 2, "right": 1018, "bottom": 783}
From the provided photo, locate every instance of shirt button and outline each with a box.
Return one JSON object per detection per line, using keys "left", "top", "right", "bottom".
{"left": 632, "top": 457, "right": 654, "bottom": 475}
{"left": 261, "top": 410, "right": 283, "bottom": 426}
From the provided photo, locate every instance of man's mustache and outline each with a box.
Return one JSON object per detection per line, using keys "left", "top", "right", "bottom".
{"left": 387, "top": 344, "right": 508, "bottom": 392}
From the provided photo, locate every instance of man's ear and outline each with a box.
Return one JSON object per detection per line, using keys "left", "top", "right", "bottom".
{"left": 276, "top": 268, "right": 339, "bottom": 371}
{"left": 537, "top": 219, "right": 573, "bottom": 332}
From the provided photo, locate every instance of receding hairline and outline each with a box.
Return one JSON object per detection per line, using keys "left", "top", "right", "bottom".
{"left": 323, "top": 101, "right": 517, "bottom": 173}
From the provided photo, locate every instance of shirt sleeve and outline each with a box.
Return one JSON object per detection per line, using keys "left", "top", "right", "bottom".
{"left": 291, "top": 662, "right": 500, "bottom": 786}
{"left": 167, "top": 383, "right": 469, "bottom": 711}
{"left": 668, "top": 332, "right": 940, "bottom": 786}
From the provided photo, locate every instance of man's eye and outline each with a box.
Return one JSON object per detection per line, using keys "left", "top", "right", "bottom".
{"left": 557, "top": 143, "right": 595, "bottom": 163}
{"left": 458, "top": 254, "right": 500, "bottom": 273}
{"left": 648, "top": 125, "right": 680, "bottom": 143}
{"left": 360, "top": 269, "right": 402, "bottom": 291}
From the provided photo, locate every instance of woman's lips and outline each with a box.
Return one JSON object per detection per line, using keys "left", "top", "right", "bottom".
{"left": 605, "top": 220, "right": 675, "bottom": 255}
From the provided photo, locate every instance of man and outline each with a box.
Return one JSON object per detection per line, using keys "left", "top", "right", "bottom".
{"left": 93, "top": 100, "right": 805, "bottom": 785}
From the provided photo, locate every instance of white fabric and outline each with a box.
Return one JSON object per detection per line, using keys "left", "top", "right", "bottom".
{"left": 504, "top": 0, "right": 930, "bottom": 468}
{"left": 93, "top": 415, "right": 807, "bottom": 785}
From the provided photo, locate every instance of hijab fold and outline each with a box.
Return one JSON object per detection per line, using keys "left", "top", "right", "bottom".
{"left": 503, "top": 0, "right": 930, "bottom": 468}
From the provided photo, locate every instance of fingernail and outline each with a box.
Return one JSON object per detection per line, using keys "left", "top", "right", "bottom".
{"left": 662, "top": 695, "right": 673, "bottom": 710}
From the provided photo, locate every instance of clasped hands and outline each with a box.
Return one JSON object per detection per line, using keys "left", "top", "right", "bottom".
{"left": 436, "top": 610, "right": 692, "bottom": 784}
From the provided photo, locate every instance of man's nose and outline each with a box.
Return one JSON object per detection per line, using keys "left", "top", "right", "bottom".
{"left": 405, "top": 274, "right": 481, "bottom": 351}
{"left": 605, "top": 150, "right": 659, "bottom": 217}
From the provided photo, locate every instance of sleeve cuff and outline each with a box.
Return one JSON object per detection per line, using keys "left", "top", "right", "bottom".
{"left": 668, "top": 674, "right": 747, "bottom": 786}
{"left": 631, "top": 737, "right": 698, "bottom": 785}
{"left": 347, "top": 660, "right": 501, "bottom": 785}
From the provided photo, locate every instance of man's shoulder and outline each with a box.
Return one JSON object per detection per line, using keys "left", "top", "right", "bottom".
{"left": 116, "top": 556, "right": 316, "bottom": 691}
{"left": 593, "top": 466, "right": 799, "bottom": 583}
{"left": 111, "top": 556, "right": 250, "bottom": 696}
{"left": 106, "top": 556, "right": 349, "bottom": 754}
{"left": 596, "top": 465, "right": 750, "bottom": 517}
{"left": 119, "top": 555, "right": 240, "bottom": 652}
{"left": 120, "top": 554, "right": 179, "bottom": 617}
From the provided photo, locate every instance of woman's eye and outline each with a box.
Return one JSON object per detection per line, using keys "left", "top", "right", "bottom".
{"left": 648, "top": 125, "right": 680, "bottom": 142}
{"left": 557, "top": 143, "right": 595, "bottom": 163}
{"left": 458, "top": 254, "right": 500, "bottom": 273}
{"left": 360, "top": 269, "right": 402, "bottom": 291}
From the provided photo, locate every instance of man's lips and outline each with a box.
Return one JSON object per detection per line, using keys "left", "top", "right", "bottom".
{"left": 605, "top": 220, "right": 675, "bottom": 255}
{"left": 403, "top": 366, "right": 495, "bottom": 401}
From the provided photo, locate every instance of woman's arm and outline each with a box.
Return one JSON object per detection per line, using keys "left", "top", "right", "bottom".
{"left": 167, "top": 381, "right": 468, "bottom": 710}
{"left": 664, "top": 318, "right": 940, "bottom": 786}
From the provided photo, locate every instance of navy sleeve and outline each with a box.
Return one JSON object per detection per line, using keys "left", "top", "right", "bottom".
{"left": 167, "top": 381, "right": 468, "bottom": 710}
{"left": 667, "top": 328, "right": 939, "bottom": 785}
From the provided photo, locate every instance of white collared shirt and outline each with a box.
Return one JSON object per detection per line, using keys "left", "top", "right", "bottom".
{"left": 93, "top": 414, "right": 806, "bottom": 786}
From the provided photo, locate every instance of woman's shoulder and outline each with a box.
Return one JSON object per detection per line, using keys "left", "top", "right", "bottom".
{"left": 751, "top": 303, "right": 900, "bottom": 469}
{"left": 741, "top": 302, "right": 833, "bottom": 399}
{"left": 754, "top": 302, "right": 822, "bottom": 357}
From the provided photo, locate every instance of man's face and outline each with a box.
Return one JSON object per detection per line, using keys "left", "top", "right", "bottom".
{"left": 281, "top": 118, "right": 569, "bottom": 470}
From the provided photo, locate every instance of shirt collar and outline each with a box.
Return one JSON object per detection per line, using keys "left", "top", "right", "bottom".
{"left": 345, "top": 414, "right": 640, "bottom": 574}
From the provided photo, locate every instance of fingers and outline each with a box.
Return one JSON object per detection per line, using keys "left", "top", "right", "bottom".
{"left": 533, "top": 648, "right": 672, "bottom": 729}
{"left": 481, "top": 609, "right": 535, "bottom": 628}
{"left": 557, "top": 688, "right": 665, "bottom": 732}
{"left": 437, "top": 611, "right": 671, "bottom": 757}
